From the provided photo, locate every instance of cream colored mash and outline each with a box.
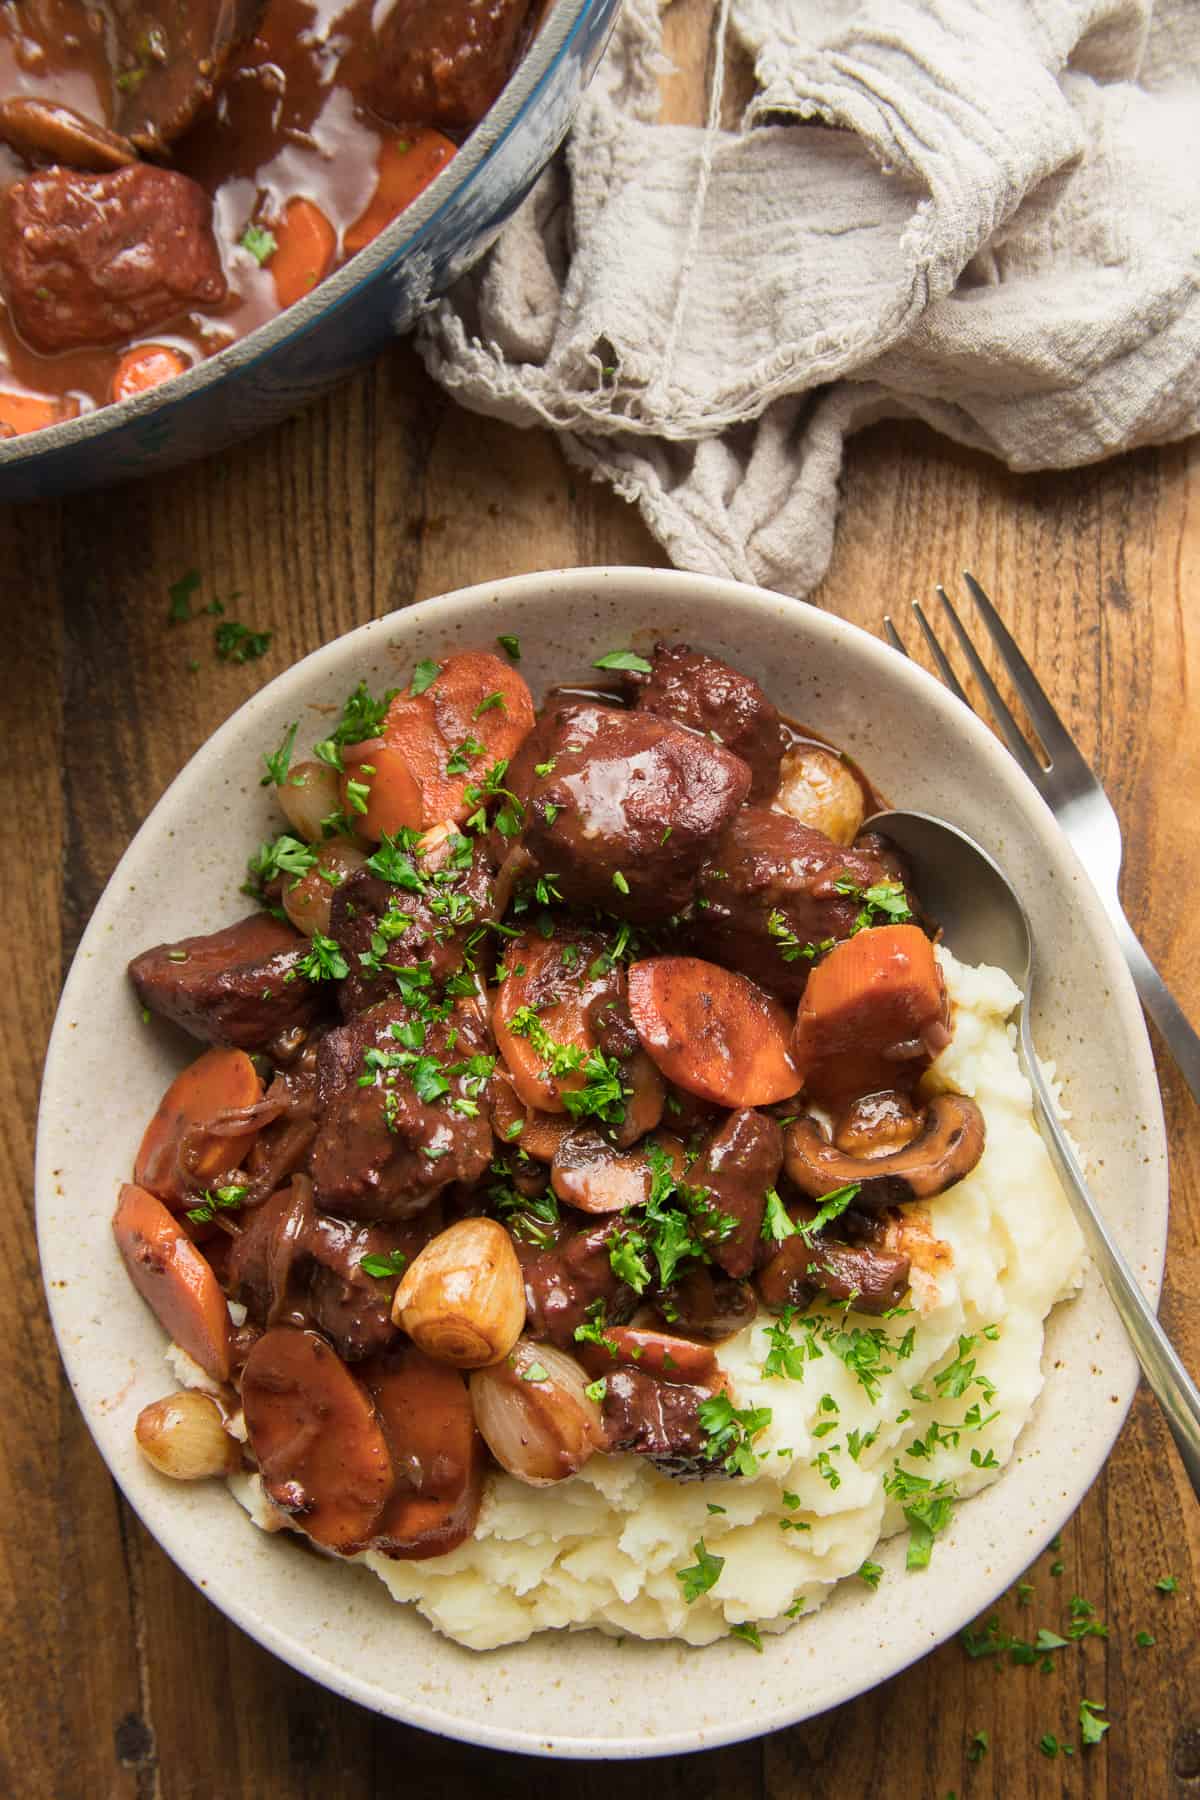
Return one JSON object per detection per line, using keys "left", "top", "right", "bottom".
{"left": 228, "top": 949, "right": 1085, "bottom": 1650}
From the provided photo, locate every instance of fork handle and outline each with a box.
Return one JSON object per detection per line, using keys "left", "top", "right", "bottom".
{"left": 1021, "top": 1020, "right": 1200, "bottom": 1503}
{"left": 1108, "top": 907, "right": 1200, "bottom": 1107}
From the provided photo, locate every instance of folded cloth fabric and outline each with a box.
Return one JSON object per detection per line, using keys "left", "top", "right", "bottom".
{"left": 419, "top": 0, "right": 1200, "bottom": 597}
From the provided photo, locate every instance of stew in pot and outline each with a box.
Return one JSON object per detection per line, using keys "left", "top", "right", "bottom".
{"left": 0, "top": 0, "right": 541, "bottom": 438}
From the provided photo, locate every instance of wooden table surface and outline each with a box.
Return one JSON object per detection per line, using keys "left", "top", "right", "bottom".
{"left": 4, "top": 14, "right": 1200, "bottom": 1798}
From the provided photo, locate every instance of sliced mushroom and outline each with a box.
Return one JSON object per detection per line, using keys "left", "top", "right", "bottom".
{"left": 109, "top": 0, "right": 266, "bottom": 151}
{"left": 757, "top": 1231, "right": 911, "bottom": 1316}
{"left": 550, "top": 1127, "right": 685, "bottom": 1216}
{"left": 783, "top": 1093, "right": 985, "bottom": 1207}
{"left": 0, "top": 97, "right": 137, "bottom": 170}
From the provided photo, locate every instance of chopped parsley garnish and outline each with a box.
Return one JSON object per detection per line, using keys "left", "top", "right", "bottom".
{"left": 612, "top": 870, "right": 630, "bottom": 895}
{"left": 675, "top": 1539, "right": 724, "bottom": 1604}
{"left": 446, "top": 736, "right": 485, "bottom": 775}
{"left": 244, "top": 832, "right": 318, "bottom": 894}
{"left": 295, "top": 932, "right": 350, "bottom": 982}
{"left": 697, "top": 1394, "right": 772, "bottom": 1477}
{"left": 410, "top": 658, "right": 441, "bottom": 696}
{"left": 932, "top": 1333, "right": 995, "bottom": 1403}
{"left": 584, "top": 1377, "right": 607, "bottom": 1404}
{"left": 1135, "top": 1630, "right": 1155, "bottom": 1647}
{"left": 593, "top": 649, "right": 653, "bottom": 675}
{"left": 966, "top": 1729, "right": 989, "bottom": 1763}
{"left": 560, "top": 1050, "right": 629, "bottom": 1126}
{"left": 360, "top": 1249, "right": 408, "bottom": 1280}
{"left": 797, "top": 1183, "right": 861, "bottom": 1241}
{"left": 1156, "top": 1575, "right": 1178, "bottom": 1593}
{"left": 534, "top": 757, "right": 557, "bottom": 778}
{"left": 832, "top": 875, "right": 914, "bottom": 934}
{"left": 884, "top": 1464, "right": 957, "bottom": 1568}
{"left": 730, "top": 1622, "right": 763, "bottom": 1652}
{"left": 761, "top": 1187, "right": 795, "bottom": 1242}
{"left": 496, "top": 634, "right": 521, "bottom": 661}
{"left": 186, "top": 1183, "right": 248, "bottom": 1225}
{"left": 241, "top": 223, "right": 278, "bottom": 265}
{"left": 857, "top": 1560, "right": 884, "bottom": 1590}
{"left": 214, "top": 618, "right": 272, "bottom": 664}
{"left": 573, "top": 1299, "right": 619, "bottom": 1356}
{"left": 767, "top": 910, "right": 833, "bottom": 965}
{"left": 260, "top": 720, "right": 300, "bottom": 787}
{"left": 312, "top": 681, "right": 398, "bottom": 769}
{"left": 473, "top": 690, "right": 507, "bottom": 719}
{"left": 522, "top": 1361, "right": 551, "bottom": 1384}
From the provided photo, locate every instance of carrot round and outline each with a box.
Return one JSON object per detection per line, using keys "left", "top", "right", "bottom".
{"left": 269, "top": 197, "right": 336, "bottom": 311}
{"left": 242, "top": 1328, "right": 394, "bottom": 1552}
{"left": 492, "top": 927, "right": 616, "bottom": 1114}
{"left": 373, "top": 651, "right": 536, "bottom": 829}
{"left": 627, "top": 955, "right": 801, "bottom": 1107}
{"left": 0, "top": 389, "right": 79, "bottom": 438}
{"left": 791, "top": 923, "right": 948, "bottom": 1102}
{"left": 341, "top": 740, "right": 424, "bottom": 842}
{"left": 111, "top": 344, "right": 190, "bottom": 404}
{"left": 112, "top": 1183, "right": 233, "bottom": 1381}
{"left": 134, "top": 1046, "right": 263, "bottom": 1205}
{"left": 359, "top": 1344, "right": 485, "bottom": 1559}
{"left": 344, "top": 130, "right": 457, "bottom": 256}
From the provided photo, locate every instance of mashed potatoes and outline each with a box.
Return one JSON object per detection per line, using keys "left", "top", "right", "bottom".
{"left": 229, "top": 949, "right": 1084, "bottom": 1649}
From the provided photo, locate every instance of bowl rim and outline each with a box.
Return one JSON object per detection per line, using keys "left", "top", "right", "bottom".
{"left": 0, "top": 0, "right": 610, "bottom": 468}
{"left": 35, "top": 566, "right": 1168, "bottom": 1757}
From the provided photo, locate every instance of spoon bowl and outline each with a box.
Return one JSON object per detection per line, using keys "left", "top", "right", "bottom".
{"left": 869, "top": 808, "right": 1200, "bottom": 1501}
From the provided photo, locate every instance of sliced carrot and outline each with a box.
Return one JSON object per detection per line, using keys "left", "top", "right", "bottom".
{"left": 269, "top": 197, "right": 337, "bottom": 311}
{"left": 627, "top": 955, "right": 801, "bottom": 1108}
{"left": 575, "top": 1326, "right": 717, "bottom": 1386}
{"left": 0, "top": 390, "right": 79, "bottom": 438}
{"left": 242, "top": 1328, "right": 394, "bottom": 1552}
{"left": 112, "top": 1183, "right": 233, "bottom": 1381}
{"left": 344, "top": 130, "right": 457, "bottom": 256}
{"left": 134, "top": 1046, "right": 263, "bottom": 1205}
{"left": 791, "top": 923, "right": 948, "bottom": 1102}
{"left": 111, "top": 344, "right": 190, "bottom": 404}
{"left": 492, "top": 927, "right": 616, "bottom": 1113}
{"left": 374, "top": 651, "right": 536, "bottom": 829}
{"left": 341, "top": 740, "right": 424, "bottom": 842}
{"left": 359, "top": 1344, "right": 485, "bottom": 1559}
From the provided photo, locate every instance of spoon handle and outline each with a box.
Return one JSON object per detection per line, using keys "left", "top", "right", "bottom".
{"left": 1021, "top": 1021, "right": 1200, "bottom": 1502}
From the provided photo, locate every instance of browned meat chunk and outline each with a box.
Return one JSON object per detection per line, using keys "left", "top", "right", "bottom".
{"left": 655, "top": 1266, "right": 758, "bottom": 1341}
{"left": 310, "top": 999, "right": 492, "bottom": 1221}
{"left": 368, "top": 0, "right": 534, "bottom": 132}
{"left": 690, "top": 1108, "right": 783, "bottom": 1280}
{"left": 129, "top": 913, "right": 322, "bottom": 1050}
{"left": 109, "top": 0, "right": 265, "bottom": 151}
{"left": 511, "top": 702, "right": 752, "bottom": 924}
{"left": 516, "top": 1219, "right": 638, "bottom": 1349}
{"left": 328, "top": 845, "right": 493, "bottom": 1018}
{"left": 627, "top": 642, "right": 787, "bottom": 801}
{"left": 0, "top": 164, "right": 226, "bottom": 354}
{"left": 690, "top": 809, "right": 907, "bottom": 1000}
{"left": 756, "top": 1228, "right": 910, "bottom": 1316}
{"left": 225, "top": 1180, "right": 439, "bottom": 1360}
{"left": 601, "top": 1366, "right": 723, "bottom": 1479}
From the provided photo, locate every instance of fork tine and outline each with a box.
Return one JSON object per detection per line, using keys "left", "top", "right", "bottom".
{"left": 911, "top": 601, "right": 972, "bottom": 708}
{"left": 883, "top": 616, "right": 908, "bottom": 655}
{"left": 933, "top": 586, "right": 1047, "bottom": 784}
{"left": 960, "top": 572, "right": 1083, "bottom": 769}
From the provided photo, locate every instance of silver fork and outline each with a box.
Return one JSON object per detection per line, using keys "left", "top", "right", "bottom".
{"left": 884, "top": 572, "right": 1200, "bottom": 1106}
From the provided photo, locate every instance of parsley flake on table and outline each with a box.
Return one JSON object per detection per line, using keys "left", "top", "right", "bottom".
{"left": 215, "top": 618, "right": 272, "bottom": 664}
{"left": 676, "top": 1539, "right": 724, "bottom": 1604}
{"left": 966, "top": 1729, "right": 989, "bottom": 1763}
{"left": 1078, "top": 1699, "right": 1110, "bottom": 1747}
{"left": 1135, "top": 1630, "right": 1155, "bottom": 1647}
{"left": 593, "top": 649, "right": 652, "bottom": 674}
{"left": 167, "top": 568, "right": 201, "bottom": 622}
{"left": 1155, "top": 1575, "right": 1178, "bottom": 1593}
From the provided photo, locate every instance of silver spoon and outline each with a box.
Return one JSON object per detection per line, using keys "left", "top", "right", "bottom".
{"left": 868, "top": 808, "right": 1200, "bottom": 1502}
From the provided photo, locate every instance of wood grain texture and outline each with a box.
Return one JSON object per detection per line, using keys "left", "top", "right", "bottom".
{"left": 3, "top": 6, "right": 1199, "bottom": 1795}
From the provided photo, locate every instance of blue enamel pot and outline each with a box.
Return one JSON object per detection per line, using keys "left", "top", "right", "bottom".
{"left": 0, "top": 0, "right": 619, "bottom": 502}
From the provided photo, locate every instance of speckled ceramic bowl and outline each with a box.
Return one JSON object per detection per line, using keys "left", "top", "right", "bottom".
{"left": 35, "top": 568, "right": 1167, "bottom": 1758}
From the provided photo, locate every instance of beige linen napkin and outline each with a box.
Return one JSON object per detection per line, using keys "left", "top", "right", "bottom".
{"left": 419, "top": 0, "right": 1200, "bottom": 596}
